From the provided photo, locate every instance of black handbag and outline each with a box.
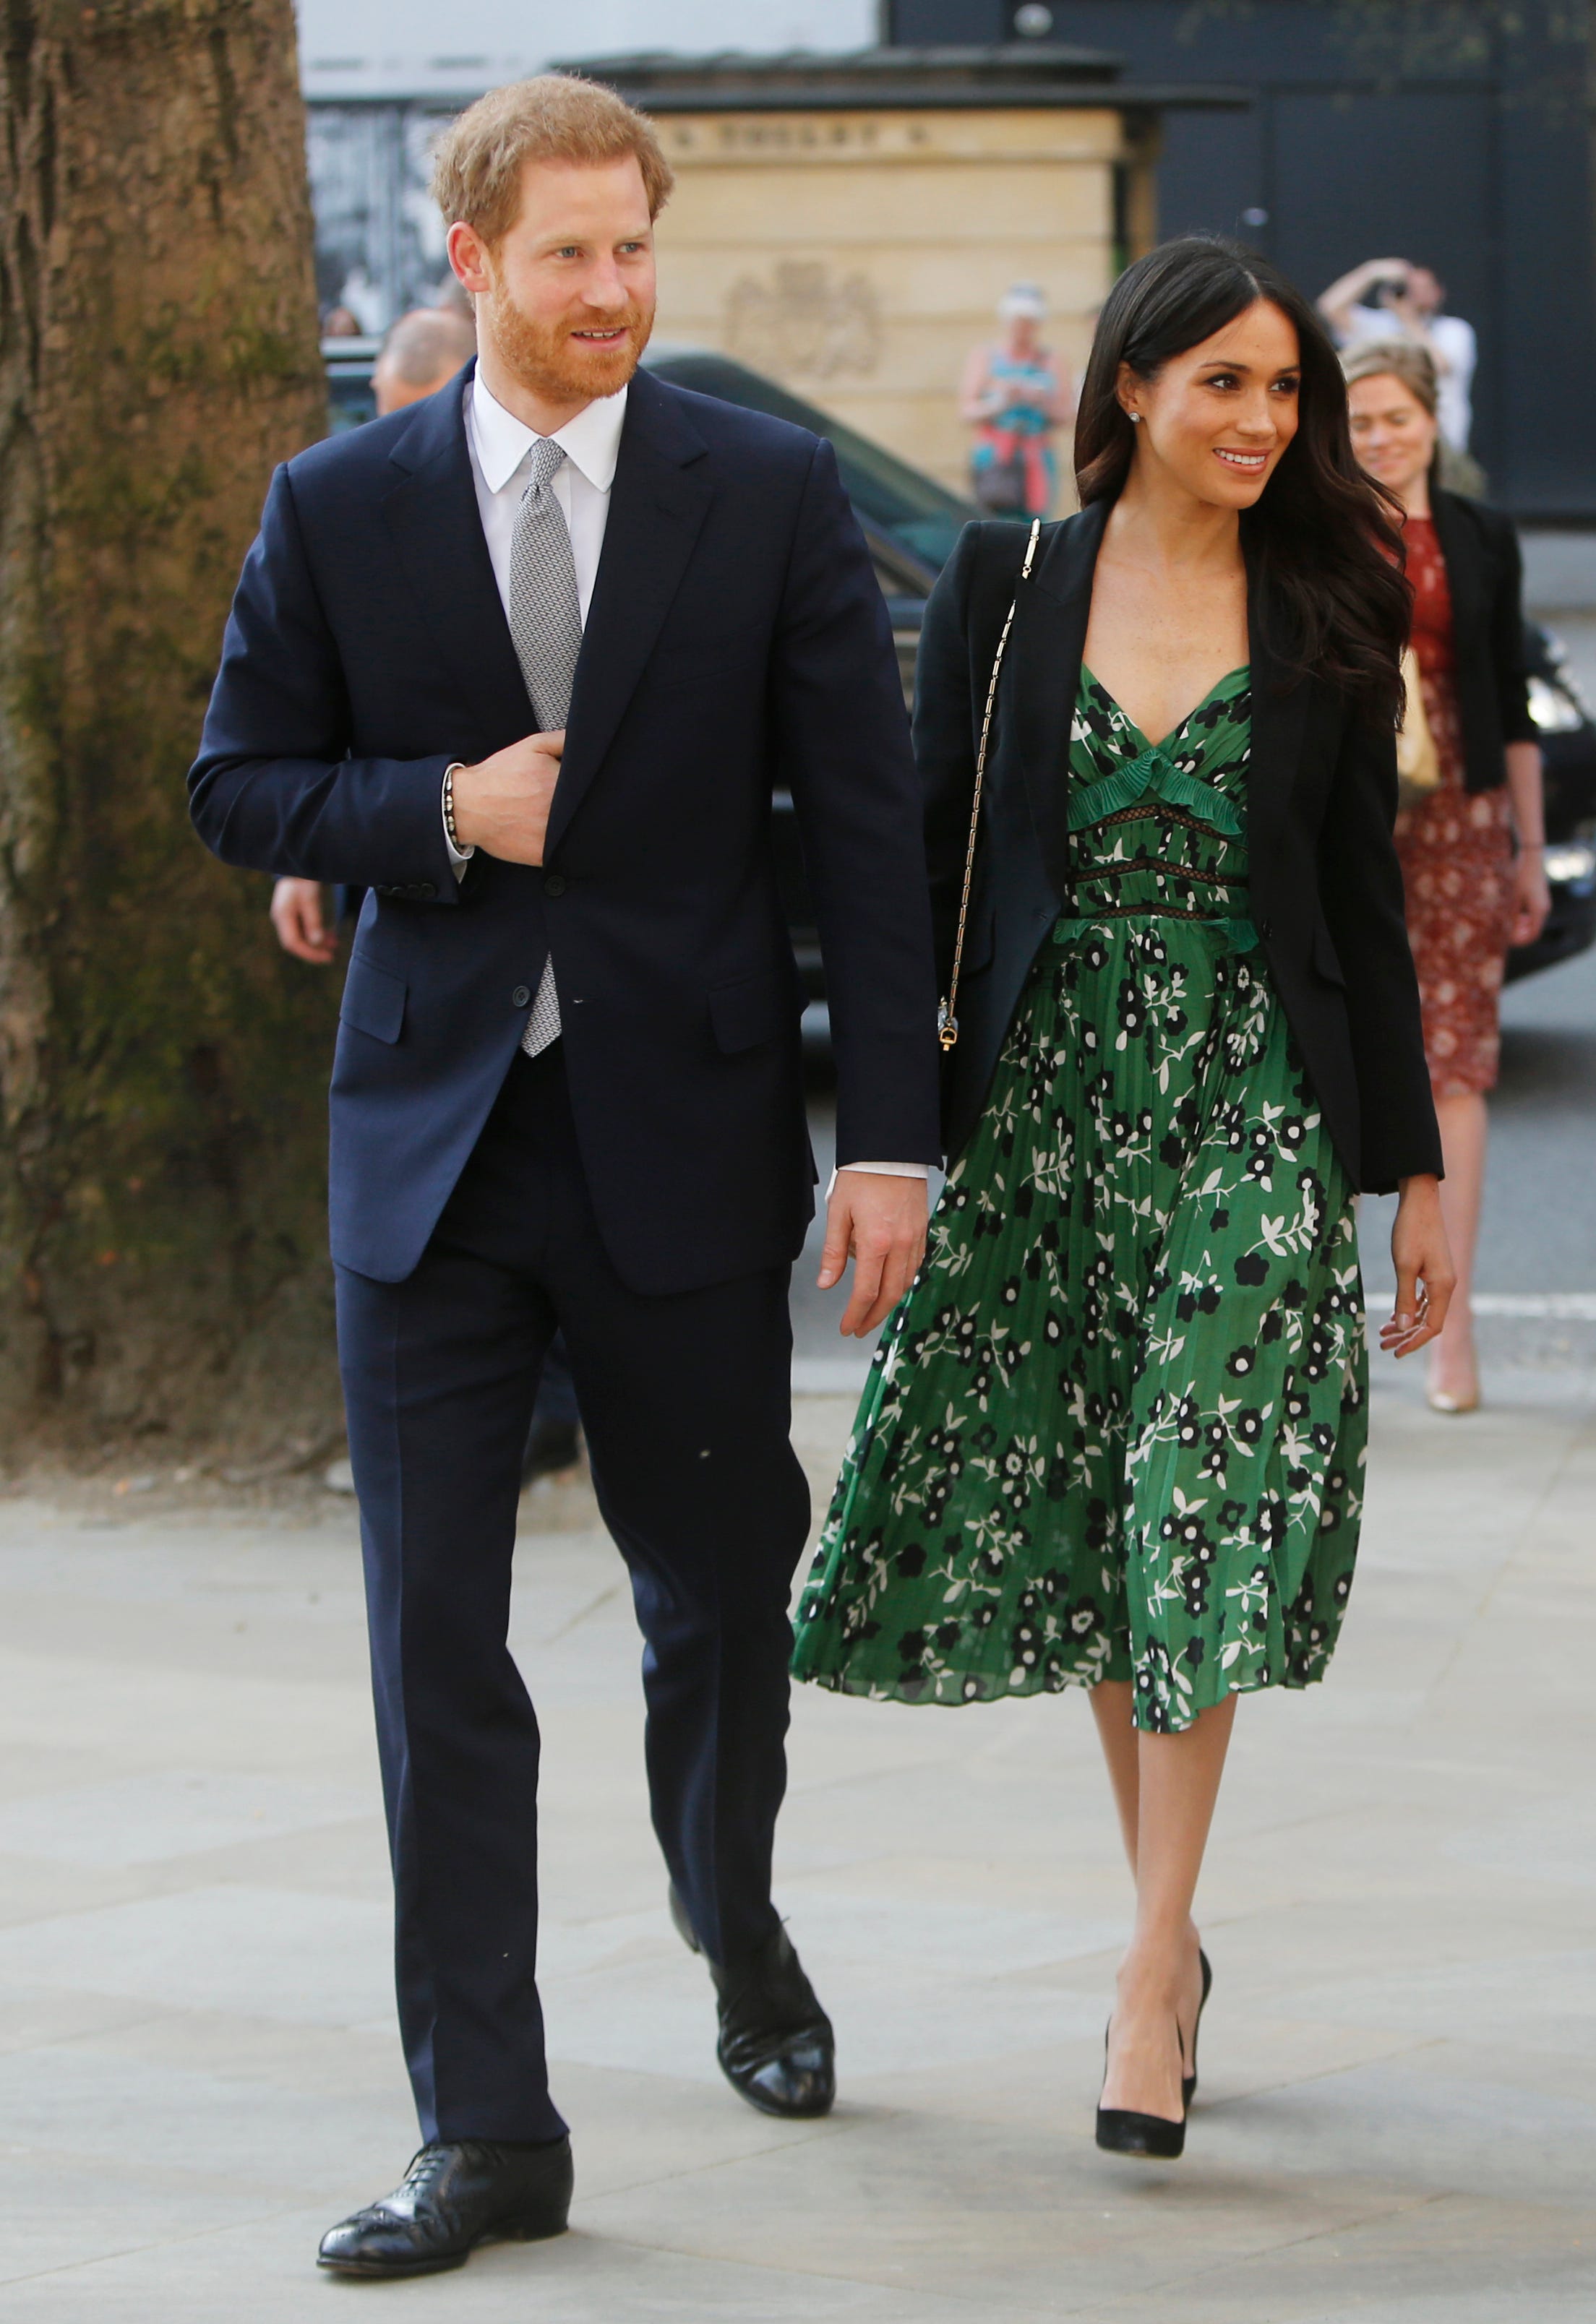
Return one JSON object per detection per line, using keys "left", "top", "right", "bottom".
{"left": 972, "top": 447, "right": 1030, "bottom": 515}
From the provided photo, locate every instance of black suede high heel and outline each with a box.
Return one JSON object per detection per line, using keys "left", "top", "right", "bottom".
{"left": 1182, "top": 1948, "right": 1213, "bottom": 2111}
{"left": 1094, "top": 2019, "right": 1187, "bottom": 2160}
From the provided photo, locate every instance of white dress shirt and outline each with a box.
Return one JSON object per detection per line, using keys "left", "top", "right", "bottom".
{"left": 466, "top": 369, "right": 625, "bottom": 621}
{"left": 448, "top": 367, "right": 924, "bottom": 1186}
{"left": 442, "top": 371, "right": 626, "bottom": 877}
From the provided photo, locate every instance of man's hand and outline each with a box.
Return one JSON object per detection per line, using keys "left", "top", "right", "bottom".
{"left": 450, "top": 729, "right": 565, "bottom": 866}
{"left": 818, "top": 1171, "right": 929, "bottom": 1339}
{"left": 270, "top": 877, "right": 339, "bottom": 964}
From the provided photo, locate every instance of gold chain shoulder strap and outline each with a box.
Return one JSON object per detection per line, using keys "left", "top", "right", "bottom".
{"left": 938, "top": 517, "right": 1042, "bottom": 1053}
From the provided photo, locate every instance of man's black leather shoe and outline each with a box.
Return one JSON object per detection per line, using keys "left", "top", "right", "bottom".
{"left": 317, "top": 2137, "right": 572, "bottom": 2277}
{"left": 669, "top": 1885, "right": 836, "bottom": 2119}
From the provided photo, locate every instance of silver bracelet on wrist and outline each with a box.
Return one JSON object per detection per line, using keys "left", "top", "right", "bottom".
{"left": 443, "top": 762, "right": 462, "bottom": 853}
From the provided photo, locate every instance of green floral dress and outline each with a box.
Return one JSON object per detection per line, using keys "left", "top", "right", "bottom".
{"left": 792, "top": 667, "right": 1367, "bottom": 1734}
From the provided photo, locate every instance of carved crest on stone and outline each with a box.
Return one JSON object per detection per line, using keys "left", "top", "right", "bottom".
{"left": 724, "top": 261, "right": 882, "bottom": 379}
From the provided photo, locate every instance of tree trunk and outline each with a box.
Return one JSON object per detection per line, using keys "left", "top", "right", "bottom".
{"left": 0, "top": 1, "right": 335, "bottom": 1461}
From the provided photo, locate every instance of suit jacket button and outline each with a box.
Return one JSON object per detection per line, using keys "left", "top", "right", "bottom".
{"left": 416, "top": 881, "right": 436, "bottom": 900}
{"left": 544, "top": 873, "right": 566, "bottom": 897}
{"left": 512, "top": 984, "right": 531, "bottom": 1008}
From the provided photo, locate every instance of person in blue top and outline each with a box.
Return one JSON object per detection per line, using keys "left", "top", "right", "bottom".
{"left": 961, "top": 283, "right": 1075, "bottom": 517}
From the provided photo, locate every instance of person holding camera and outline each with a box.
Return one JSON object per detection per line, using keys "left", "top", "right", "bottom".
{"left": 1318, "top": 257, "right": 1477, "bottom": 456}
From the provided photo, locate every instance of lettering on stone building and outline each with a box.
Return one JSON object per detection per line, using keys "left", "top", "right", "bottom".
{"left": 664, "top": 118, "right": 927, "bottom": 156}
{"left": 724, "top": 261, "right": 883, "bottom": 380}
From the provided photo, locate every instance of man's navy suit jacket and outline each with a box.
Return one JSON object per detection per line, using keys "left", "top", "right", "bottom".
{"left": 190, "top": 363, "right": 942, "bottom": 1294}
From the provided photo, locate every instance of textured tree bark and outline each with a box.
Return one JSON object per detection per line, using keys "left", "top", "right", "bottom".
{"left": 0, "top": 1, "right": 335, "bottom": 1458}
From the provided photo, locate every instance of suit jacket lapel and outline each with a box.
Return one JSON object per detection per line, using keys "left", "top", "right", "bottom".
{"left": 545, "top": 371, "right": 715, "bottom": 858}
{"left": 1006, "top": 497, "right": 1108, "bottom": 904}
{"left": 1245, "top": 560, "right": 1311, "bottom": 880}
{"left": 381, "top": 364, "right": 533, "bottom": 747}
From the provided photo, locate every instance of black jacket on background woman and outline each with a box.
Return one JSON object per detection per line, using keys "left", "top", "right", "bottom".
{"left": 1427, "top": 486, "right": 1537, "bottom": 790}
{"left": 917, "top": 499, "right": 1443, "bottom": 1193}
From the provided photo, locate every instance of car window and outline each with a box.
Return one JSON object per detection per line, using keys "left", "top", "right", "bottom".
{"left": 324, "top": 343, "right": 379, "bottom": 434}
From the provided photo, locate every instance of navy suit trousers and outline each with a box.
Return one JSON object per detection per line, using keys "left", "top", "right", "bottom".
{"left": 336, "top": 1044, "right": 811, "bottom": 2143}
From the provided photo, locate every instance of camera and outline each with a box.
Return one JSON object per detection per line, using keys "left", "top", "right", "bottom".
{"left": 1367, "top": 272, "right": 1411, "bottom": 306}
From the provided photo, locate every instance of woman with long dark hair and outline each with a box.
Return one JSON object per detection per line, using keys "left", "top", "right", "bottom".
{"left": 794, "top": 239, "right": 1454, "bottom": 2156}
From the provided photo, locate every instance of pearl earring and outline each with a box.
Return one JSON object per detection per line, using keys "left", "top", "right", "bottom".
{"left": 1128, "top": 413, "right": 1142, "bottom": 424}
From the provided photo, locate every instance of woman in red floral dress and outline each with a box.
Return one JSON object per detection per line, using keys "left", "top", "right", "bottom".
{"left": 1346, "top": 341, "right": 1549, "bottom": 1410}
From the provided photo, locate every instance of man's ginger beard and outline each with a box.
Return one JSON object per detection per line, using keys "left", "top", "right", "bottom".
{"left": 480, "top": 264, "right": 653, "bottom": 405}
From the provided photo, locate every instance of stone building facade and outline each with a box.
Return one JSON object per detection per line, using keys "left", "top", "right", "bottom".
{"left": 578, "top": 48, "right": 1170, "bottom": 496}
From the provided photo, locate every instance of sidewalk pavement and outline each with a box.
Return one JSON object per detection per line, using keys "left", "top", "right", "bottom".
{"left": 3, "top": 1349, "right": 1595, "bottom": 2323}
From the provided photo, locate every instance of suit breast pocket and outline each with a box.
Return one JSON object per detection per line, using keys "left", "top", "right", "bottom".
{"left": 340, "top": 954, "right": 406, "bottom": 1044}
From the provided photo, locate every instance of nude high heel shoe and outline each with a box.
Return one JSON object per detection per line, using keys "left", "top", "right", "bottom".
{"left": 1427, "top": 1330, "right": 1480, "bottom": 1414}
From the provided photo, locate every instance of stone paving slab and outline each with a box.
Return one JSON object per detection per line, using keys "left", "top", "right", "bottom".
{"left": 1, "top": 1359, "right": 1594, "bottom": 2320}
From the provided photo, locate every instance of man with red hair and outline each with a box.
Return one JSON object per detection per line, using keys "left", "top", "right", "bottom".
{"left": 192, "top": 74, "right": 939, "bottom": 2277}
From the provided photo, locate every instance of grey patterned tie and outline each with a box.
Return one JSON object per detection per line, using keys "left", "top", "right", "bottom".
{"left": 507, "top": 436, "right": 583, "bottom": 1058}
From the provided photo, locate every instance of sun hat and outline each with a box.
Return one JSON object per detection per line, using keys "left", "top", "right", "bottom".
{"left": 998, "top": 283, "right": 1046, "bottom": 322}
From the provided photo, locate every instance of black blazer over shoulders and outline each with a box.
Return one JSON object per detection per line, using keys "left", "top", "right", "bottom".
{"left": 1427, "top": 487, "right": 1537, "bottom": 791}
{"left": 916, "top": 502, "right": 1443, "bottom": 1195}
{"left": 190, "top": 363, "right": 942, "bottom": 1291}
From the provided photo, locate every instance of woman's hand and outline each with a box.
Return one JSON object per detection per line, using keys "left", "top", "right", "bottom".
{"left": 1381, "top": 1174, "right": 1455, "bottom": 1356}
{"left": 1510, "top": 845, "right": 1551, "bottom": 947}
{"left": 1505, "top": 743, "right": 1548, "bottom": 946}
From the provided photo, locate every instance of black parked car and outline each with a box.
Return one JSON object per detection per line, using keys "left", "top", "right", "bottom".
{"left": 325, "top": 336, "right": 383, "bottom": 431}
{"left": 641, "top": 353, "right": 1596, "bottom": 1005}
{"left": 1509, "top": 624, "right": 1596, "bottom": 980}
{"left": 322, "top": 339, "right": 1596, "bottom": 1011}
{"left": 641, "top": 348, "right": 971, "bottom": 1041}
